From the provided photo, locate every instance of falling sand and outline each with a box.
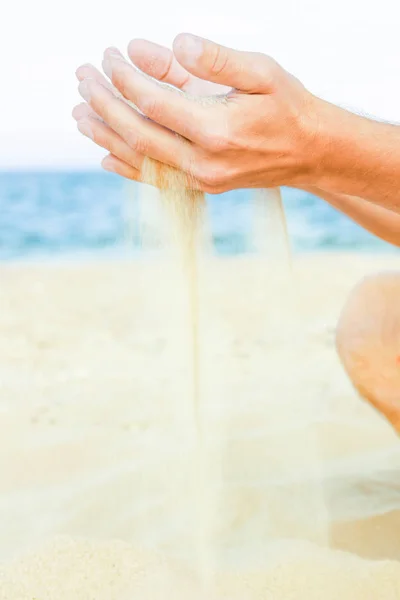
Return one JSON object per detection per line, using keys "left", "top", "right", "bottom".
{"left": 139, "top": 152, "right": 212, "bottom": 585}
{"left": 137, "top": 113, "right": 334, "bottom": 574}
{"left": 2, "top": 90, "right": 400, "bottom": 598}
{"left": 137, "top": 79, "right": 312, "bottom": 582}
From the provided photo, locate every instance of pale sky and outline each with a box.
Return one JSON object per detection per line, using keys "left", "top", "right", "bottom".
{"left": 1, "top": 0, "right": 399, "bottom": 169}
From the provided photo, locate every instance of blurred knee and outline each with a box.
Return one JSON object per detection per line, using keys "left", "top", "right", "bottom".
{"left": 335, "top": 271, "right": 400, "bottom": 428}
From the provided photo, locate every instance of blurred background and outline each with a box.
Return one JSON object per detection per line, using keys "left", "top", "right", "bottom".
{"left": 1, "top": 0, "right": 399, "bottom": 260}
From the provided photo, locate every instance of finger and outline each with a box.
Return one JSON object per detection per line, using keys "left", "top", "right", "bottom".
{"left": 73, "top": 113, "right": 143, "bottom": 170}
{"left": 75, "top": 64, "right": 124, "bottom": 122}
{"left": 72, "top": 101, "right": 100, "bottom": 122}
{"left": 173, "top": 33, "right": 280, "bottom": 93}
{"left": 128, "top": 39, "right": 192, "bottom": 90}
{"left": 76, "top": 63, "right": 116, "bottom": 93}
{"left": 78, "top": 77, "right": 195, "bottom": 171}
{"left": 101, "top": 154, "right": 200, "bottom": 191}
{"left": 101, "top": 154, "right": 141, "bottom": 181}
{"left": 102, "top": 47, "right": 208, "bottom": 142}
{"left": 76, "top": 62, "right": 131, "bottom": 107}
{"left": 127, "top": 39, "right": 225, "bottom": 95}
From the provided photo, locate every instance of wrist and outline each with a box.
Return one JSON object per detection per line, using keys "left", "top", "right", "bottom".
{"left": 304, "top": 100, "right": 398, "bottom": 200}
{"left": 296, "top": 98, "right": 356, "bottom": 188}
{"left": 284, "top": 96, "right": 340, "bottom": 188}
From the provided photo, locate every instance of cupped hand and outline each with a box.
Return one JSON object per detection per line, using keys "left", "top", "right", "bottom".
{"left": 73, "top": 39, "right": 226, "bottom": 181}
{"left": 73, "top": 34, "right": 326, "bottom": 192}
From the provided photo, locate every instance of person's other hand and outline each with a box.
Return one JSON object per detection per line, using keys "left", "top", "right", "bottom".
{"left": 73, "top": 34, "right": 329, "bottom": 191}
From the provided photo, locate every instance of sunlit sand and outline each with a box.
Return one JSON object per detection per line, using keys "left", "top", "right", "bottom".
{"left": 1, "top": 252, "right": 400, "bottom": 598}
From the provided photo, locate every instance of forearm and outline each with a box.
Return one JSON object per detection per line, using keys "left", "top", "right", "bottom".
{"left": 310, "top": 101, "right": 400, "bottom": 212}
{"left": 301, "top": 185, "right": 400, "bottom": 247}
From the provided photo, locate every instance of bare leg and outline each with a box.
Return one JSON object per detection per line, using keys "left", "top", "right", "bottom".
{"left": 336, "top": 272, "right": 400, "bottom": 432}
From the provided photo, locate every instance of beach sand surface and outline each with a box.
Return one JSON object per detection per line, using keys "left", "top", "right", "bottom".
{"left": 1, "top": 252, "right": 400, "bottom": 598}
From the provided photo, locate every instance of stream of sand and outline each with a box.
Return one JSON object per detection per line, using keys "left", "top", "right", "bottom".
{"left": 138, "top": 139, "right": 330, "bottom": 591}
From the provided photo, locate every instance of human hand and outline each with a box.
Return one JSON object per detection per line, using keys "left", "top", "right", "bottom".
{"left": 73, "top": 34, "right": 329, "bottom": 192}
{"left": 73, "top": 38, "right": 226, "bottom": 181}
{"left": 127, "top": 38, "right": 229, "bottom": 97}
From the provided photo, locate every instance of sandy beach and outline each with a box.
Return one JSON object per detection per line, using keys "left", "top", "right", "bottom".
{"left": 1, "top": 252, "right": 400, "bottom": 598}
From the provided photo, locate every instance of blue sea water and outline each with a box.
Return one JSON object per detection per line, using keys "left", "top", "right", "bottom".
{"left": 0, "top": 171, "right": 397, "bottom": 261}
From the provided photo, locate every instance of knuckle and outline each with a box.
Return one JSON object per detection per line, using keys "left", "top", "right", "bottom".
{"left": 204, "top": 132, "right": 224, "bottom": 152}
{"left": 256, "top": 52, "right": 281, "bottom": 83}
{"left": 194, "top": 163, "right": 226, "bottom": 189}
{"left": 209, "top": 45, "right": 229, "bottom": 77}
{"left": 139, "top": 96, "right": 163, "bottom": 121}
{"left": 253, "top": 51, "right": 277, "bottom": 69}
{"left": 133, "top": 137, "right": 149, "bottom": 155}
{"left": 125, "top": 129, "right": 148, "bottom": 154}
{"left": 202, "top": 125, "right": 231, "bottom": 153}
{"left": 157, "top": 55, "right": 174, "bottom": 83}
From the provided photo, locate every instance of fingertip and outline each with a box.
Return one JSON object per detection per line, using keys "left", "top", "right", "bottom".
{"left": 75, "top": 63, "right": 95, "bottom": 81}
{"left": 76, "top": 119, "right": 94, "bottom": 140}
{"left": 172, "top": 32, "right": 191, "bottom": 48}
{"left": 128, "top": 38, "right": 160, "bottom": 54}
{"left": 78, "top": 78, "right": 95, "bottom": 103}
{"left": 127, "top": 39, "right": 147, "bottom": 67}
{"left": 127, "top": 38, "right": 147, "bottom": 56}
{"left": 128, "top": 39, "right": 173, "bottom": 79}
{"left": 104, "top": 46, "right": 123, "bottom": 58}
{"left": 101, "top": 155, "right": 115, "bottom": 172}
{"left": 102, "top": 57, "right": 113, "bottom": 80}
{"left": 71, "top": 105, "right": 79, "bottom": 121}
{"left": 173, "top": 33, "right": 205, "bottom": 70}
{"left": 172, "top": 32, "right": 187, "bottom": 55}
{"left": 101, "top": 155, "right": 141, "bottom": 181}
{"left": 71, "top": 102, "right": 89, "bottom": 121}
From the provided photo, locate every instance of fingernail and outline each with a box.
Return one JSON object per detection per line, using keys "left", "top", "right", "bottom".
{"left": 176, "top": 34, "right": 203, "bottom": 62}
{"left": 77, "top": 120, "right": 94, "bottom": 139}
{"left": 102, "top": 57, "right": 113, "bottom": 79}
{"left": 102, "top": 159, "right": 115, "bottom": 173}
{"left": 78, "top": 79, "right": 92, "bottom": 102}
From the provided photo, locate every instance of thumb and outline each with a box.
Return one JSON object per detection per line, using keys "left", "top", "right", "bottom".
{"left": 173, "top": 33, "right": 279, "bottom": 93}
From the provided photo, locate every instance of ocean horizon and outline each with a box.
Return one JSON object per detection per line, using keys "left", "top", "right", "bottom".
{"left": 0, "top": 170, "right": 397, "bottom": 262}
